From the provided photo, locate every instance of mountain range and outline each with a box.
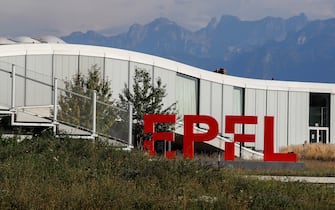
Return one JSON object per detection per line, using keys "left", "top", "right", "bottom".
{"left": 62, "top": 13, "right": 335, "bottom": 83}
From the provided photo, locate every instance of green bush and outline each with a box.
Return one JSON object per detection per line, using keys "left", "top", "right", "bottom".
{"left": 0, "top": 134, "right": 334, "bottom": 209}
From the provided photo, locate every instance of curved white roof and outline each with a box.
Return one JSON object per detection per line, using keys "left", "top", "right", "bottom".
{"left": 37, "top": 36, "right": 66, "bottom": 44}
{"left": 12, "top": 36, "right": 40, "bottom": 44}
{"left": 0, "top": 37, "right": 16, "bottom": 45}
{"left": 0, "top": 43, "right": 334, "bottom": 93}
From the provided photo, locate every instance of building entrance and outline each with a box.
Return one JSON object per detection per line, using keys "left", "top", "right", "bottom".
{"left": 309, "top": 93, "right": 330, "bottom": 143}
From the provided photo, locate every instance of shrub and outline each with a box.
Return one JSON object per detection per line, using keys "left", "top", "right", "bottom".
{"left": 0, "top": 134, "right": 335, "bottom": 209}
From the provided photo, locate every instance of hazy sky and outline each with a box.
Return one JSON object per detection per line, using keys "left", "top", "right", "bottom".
{"left": 1, "top": 0, "right": 335, "bottom": 37}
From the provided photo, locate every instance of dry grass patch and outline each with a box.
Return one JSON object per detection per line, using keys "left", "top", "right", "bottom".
{"left": 281, "top": 143, "right": 335, "bottom": 161}
{"left": 302, "top": 160, "right": 335, "bottom": 176}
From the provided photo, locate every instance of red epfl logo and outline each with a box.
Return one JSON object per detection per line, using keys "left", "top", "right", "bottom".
{"left": 143, "top": 114, "right": 297, "bottom": 162}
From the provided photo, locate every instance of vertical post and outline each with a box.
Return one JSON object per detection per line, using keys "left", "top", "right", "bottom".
{"left": 240, "top": 122, "right": 245, "bottom": 159}
{"left": 53, "top": 78, "right": 58, "bottom": 135}
{"left": 24, "top": 54, "right": 27, "bottom": 106}
{"left": 168, "top": 115, "right": 172, "bottom": 152}
{"left": 239, "top": 143, "right": 242, "bottom": 159}
{"left": 51, "top": 53, "right": 55, "bottom": 103}
{"left": 11, "top": 64, "right": 16, "bottom": 109}
{"left": 128, "top": 103, "right": 133, "bottom": 149}
{"left": 92, "top": 90, "right": 97, "bottom": 138}
{"left": 321, "top": 107, "right": 324, "bottom": 127}
{"left": 164, "top": 140, "right": 167, "bottom": 157}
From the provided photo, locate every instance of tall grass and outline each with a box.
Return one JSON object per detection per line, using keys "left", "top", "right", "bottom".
{"left": 281, "top": 143, "right": 335, "bottom": 161}
{"left": 0, "top": 133, "right": 334, "bottom": 209}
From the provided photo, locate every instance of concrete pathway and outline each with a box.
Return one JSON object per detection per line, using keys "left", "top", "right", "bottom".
{"left": 250, "top": 175, "right": 335, "bottom": 184}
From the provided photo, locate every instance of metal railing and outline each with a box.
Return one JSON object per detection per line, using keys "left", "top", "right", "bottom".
{"left": 55, "top": 78, "right": 133, "bottom": 146}
{"left": 0, "top": 63, "right": 133, "bottom": 149}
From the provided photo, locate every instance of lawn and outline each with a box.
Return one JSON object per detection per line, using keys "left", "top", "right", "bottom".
{"left": 0, "top": 133, "right": 334, "bottom": 209}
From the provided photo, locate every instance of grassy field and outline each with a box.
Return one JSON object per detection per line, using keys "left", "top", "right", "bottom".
{"left": 0, "top": 133, "right": 334, "bottom": 209}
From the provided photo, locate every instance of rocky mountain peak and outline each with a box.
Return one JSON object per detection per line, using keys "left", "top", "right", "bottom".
{"left": 62, "top": 14, "right": 335, "bottom": 82}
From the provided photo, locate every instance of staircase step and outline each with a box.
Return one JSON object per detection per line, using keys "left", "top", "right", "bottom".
{"left": 16, "top": 111, "right": 52, "bottom": 123}
{"left": 57, "top": 123, "right": 92, "bottom": 136}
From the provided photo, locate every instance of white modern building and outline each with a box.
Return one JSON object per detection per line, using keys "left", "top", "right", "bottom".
{"left": 0, "top": 38, "right": 334, "bottom": 155}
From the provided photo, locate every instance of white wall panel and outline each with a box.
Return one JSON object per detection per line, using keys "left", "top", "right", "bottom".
{"left": 199, "top": 80, "right": 211, "bottom": 116}
{"left": 212, "top": 82, "right": 223, "bottom": 133}
{"left": 26, "top": 80, "right": 52, "bottom": 106}
{"left": 0, "top": 56, "right": 25, "bottom": 75}
{"left": 15, "top": 77, "right": 25, "bottom": 107}
{"left": 79, "top": 55, "right": 104, "bottom": 77}
{"left": 244, "top": 88, "right": 256, "bottom": 148}
{"left": 330, "top": 94, "right": 335, "bottom": 143}
{"left": 129, "top": 62, "right": 153, "bottom": 92}
{"left": 288, "top": 91, "right": 309, "bottom": 145}
{"left": 54, "top": 55, "right": 79, "bottom": 89}
{"left": 255, "top": 89, "right": 266, "bottom": 151}
{"left": 266, "top": 90, "right": 278, "bottom": 151}
{"left": 267, "top": 90, "right": 277, "bottom": 116}
{"left": 153, "top": 67, "right": 176, "bottom": 110}
{"left": 266, "top": 90, "right": 289, "bottom": 152}
{"left": 0, "top": 71, "right": 11, "bottom": 108}
{"left": 276, "top": 91, "right": 288, "bottom": 151}
{"left": 0, "top": 56, "right": 25, "bottom": 107}
{"left": 105, "top": 58, "right": 129, "bottom": 100}
{"left": 27, "top": 55, "right": 52, "bottom": 85}
{"left": 222, "top": 85, "right": 233, "bottom": 139}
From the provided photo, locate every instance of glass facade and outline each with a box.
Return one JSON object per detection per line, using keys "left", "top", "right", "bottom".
{"left": 0, "top": 45, "right": 334, "bottom": 151}
{"left": 153, "top": 66, "right": 176, "bottom": 110}
{"left": 309, "top": 93, "right": 330, "bottom": 143}
{"left": 176, "top": 73, "right": 198, "bottom": 116}
{"left": 309, "top": 93, "right": 330, "bottom": 127}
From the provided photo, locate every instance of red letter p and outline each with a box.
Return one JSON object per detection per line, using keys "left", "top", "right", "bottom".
{"left": 183, "top": 115, "right": 218, "bottom": 159}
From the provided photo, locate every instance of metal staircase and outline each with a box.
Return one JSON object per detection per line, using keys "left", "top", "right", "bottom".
{"left": 1, "top": 63, "right": 264, "bottom": 159}
{"left": 0, "top": 64, "right": 133, "bottom": 149}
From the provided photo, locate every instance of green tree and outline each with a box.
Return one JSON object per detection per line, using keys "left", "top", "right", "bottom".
{"left": 119, "top": 68, "right": 176, "bottom": 148}
{"left": 58, "top": 64, "right": 116, "bottom": 134}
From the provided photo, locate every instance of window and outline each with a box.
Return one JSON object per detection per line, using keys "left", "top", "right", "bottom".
{"left": 176, "top": 73, "right": 198, "bottom": 116}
